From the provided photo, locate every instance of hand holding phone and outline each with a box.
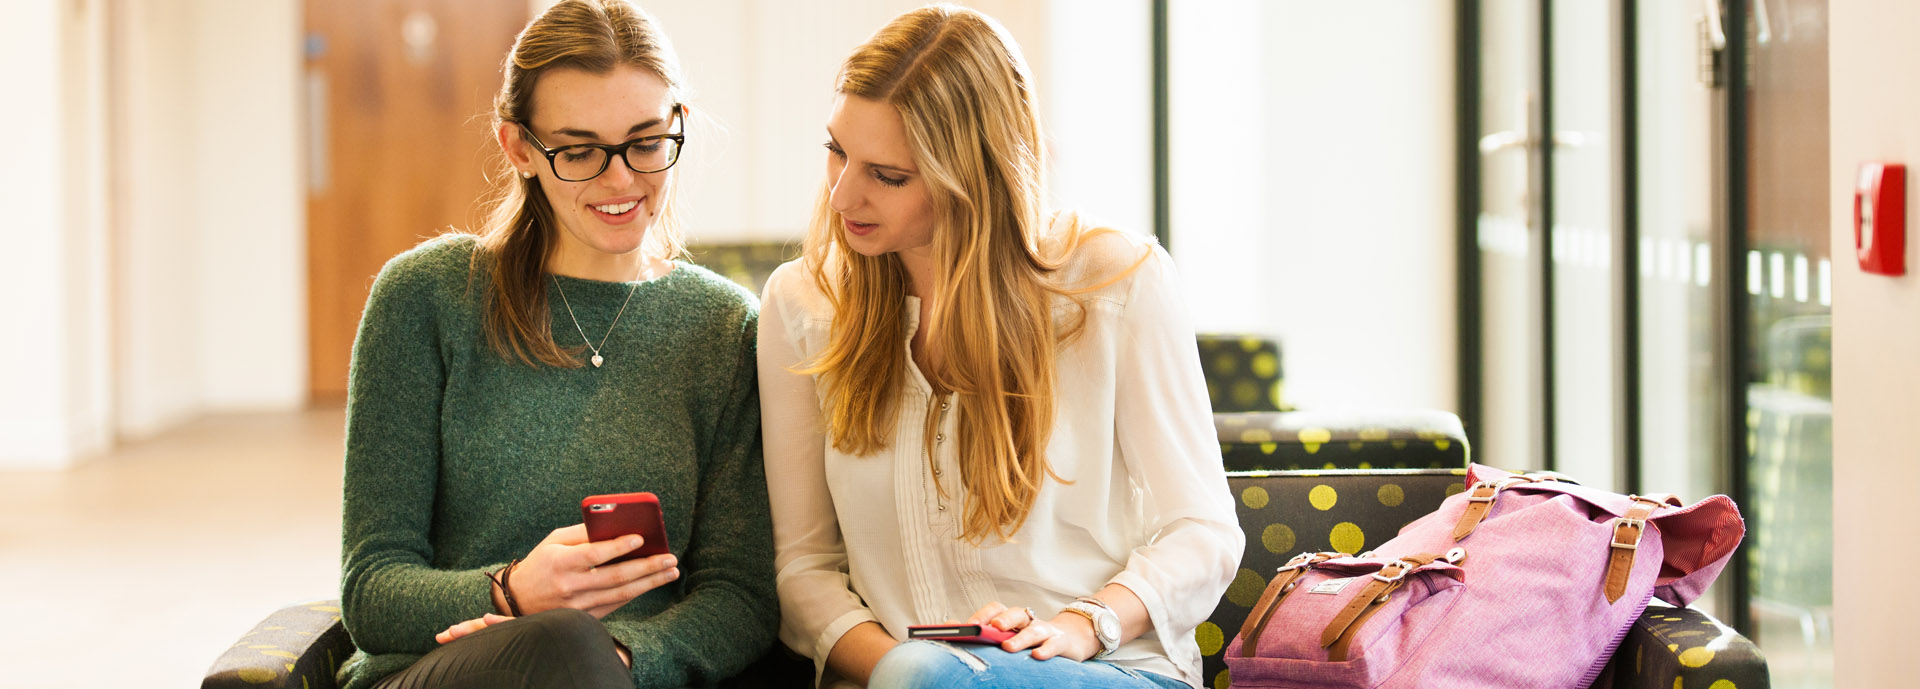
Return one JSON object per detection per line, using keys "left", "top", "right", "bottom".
{"left": 581, "top": 492, "right": 670, "bottom": 565}
{"left": 905, "top": 623, "right": 1017, "bottom": 645}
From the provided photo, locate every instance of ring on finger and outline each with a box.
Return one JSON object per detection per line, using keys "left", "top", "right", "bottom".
{"left": 1022, "top": 607, "right": 1038, "bottom": 625}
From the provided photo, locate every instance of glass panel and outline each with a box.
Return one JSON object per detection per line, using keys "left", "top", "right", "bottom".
{"left": 1477, "top": 0, "right": 1543, "bottom": 471}
{"left": 1743, "top": 0, "right": 1833, "bottom": 683}
{"left": 1634, "top": 0, "right": 1727, "bottom": 616}
{"left": 1548, "top": 0, "right": 1616, "bottom": 489}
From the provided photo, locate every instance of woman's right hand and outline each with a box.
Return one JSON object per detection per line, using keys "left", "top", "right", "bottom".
{"left": 499, "top": 524, "right": 682, "bottom": 618}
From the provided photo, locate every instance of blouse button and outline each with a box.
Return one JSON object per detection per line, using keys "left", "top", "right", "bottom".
{"left": 933, "top": 467, "right": 942, "bottom": 476}
{"left": 936, "top": 433, "right": 946, "bottom": 443}
{"left": 940, "top": 401, "right": 950, "bottom": 411}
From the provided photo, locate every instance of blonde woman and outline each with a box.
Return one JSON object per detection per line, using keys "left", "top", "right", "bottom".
{"left": 336, "top": 2, "right": 775, "bottom": 688}
{"left": 758, "top": 5, "right": 1241, "bottom": 689}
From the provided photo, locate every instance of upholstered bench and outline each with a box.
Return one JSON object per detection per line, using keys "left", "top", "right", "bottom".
{"left": 204, "top": 470, "right": 1766, "bottom": 689}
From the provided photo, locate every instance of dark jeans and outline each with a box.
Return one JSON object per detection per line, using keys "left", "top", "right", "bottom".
{"left": 372, "top": 608, "right": 630, "bottom": 689}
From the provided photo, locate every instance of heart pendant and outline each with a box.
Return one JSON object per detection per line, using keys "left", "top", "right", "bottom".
{"left": 591, "top": 354, "right": 604, "bottom": 368}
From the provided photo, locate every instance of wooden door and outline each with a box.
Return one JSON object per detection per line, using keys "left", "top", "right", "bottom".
{"left": 305, "top": 0, "right": 528, "bottom": 400}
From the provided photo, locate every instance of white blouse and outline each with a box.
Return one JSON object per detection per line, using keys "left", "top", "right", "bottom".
{"left": 757, "top": 231, "right": 1243, "bottom": 688}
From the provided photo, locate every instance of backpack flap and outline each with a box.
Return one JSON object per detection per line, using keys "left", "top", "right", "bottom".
{"left": 1462, "top": 464, "right": 1745, "bottom": 607}
{"left": 1645, "top": 494, "right": 1744, "bottom": 606}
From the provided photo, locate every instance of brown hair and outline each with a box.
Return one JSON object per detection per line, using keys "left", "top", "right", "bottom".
{"left": 801, "top": 5, "right": 1145, "bottom": 543}
{"left": 475, "top": 0, "right": 686, "bottom": 367}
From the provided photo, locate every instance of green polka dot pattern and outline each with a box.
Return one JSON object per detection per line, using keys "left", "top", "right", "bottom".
{"left": 1214, "top": 409, "right": 1469, "bottom": 472}
{"left": 1591, "top": 606, "right": 1769, "bottom": 689}
{"left": 686, "top": 241, "right": 801, "bottom": 293}
{"left": 202, "top": 600, "right": 352, "bottom": 689}
{"left": 1196, "top": 334, "right": 1287, "bottom": 413}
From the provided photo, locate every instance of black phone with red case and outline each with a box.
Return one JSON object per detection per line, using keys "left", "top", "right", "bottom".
{"left": 905, "top": 624, "right": 1016, "bottom": 645}
{"left": 581, "top": 492, "right": 670, "bottom": 565}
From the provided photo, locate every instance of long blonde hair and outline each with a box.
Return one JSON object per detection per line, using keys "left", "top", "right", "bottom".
{"left": 475, "top": 0, "right": 687, "bottom": 367}
{"left": 802, "top": 5, "right": 1144, "bottom": 543}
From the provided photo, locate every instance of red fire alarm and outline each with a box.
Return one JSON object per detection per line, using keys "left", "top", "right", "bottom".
{"left": 1856, "top": 162, "right": 1906, "bottom": 276}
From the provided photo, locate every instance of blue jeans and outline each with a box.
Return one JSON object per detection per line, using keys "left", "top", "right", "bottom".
{"left": 867, "top": 641, "right": 1192, "bottom": 689}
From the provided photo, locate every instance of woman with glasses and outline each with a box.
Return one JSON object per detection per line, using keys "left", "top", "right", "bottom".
{"left": 758, "top": 6, "right": 1240, "bottom": 689}
{"left": 336, "top": 2, "right": 775, "bottom": 688}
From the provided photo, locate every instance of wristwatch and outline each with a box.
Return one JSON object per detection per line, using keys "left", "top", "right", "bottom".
{"left": 1063, "top": 596, "right": 1122, "bottom": 657}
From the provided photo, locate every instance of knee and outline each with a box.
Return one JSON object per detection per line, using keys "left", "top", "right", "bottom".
{"left": 517, "top": 608, "right": 612, "bottom": 652}
{"left": 512, "top": 608, "right": 624, "bottom": 678}
{"left": 868, "top": 641, "right": 988, "bottom": 689}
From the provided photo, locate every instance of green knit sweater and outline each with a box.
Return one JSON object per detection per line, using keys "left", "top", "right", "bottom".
{"left": 336, "top": 235, "right": 776, "bottom": 689}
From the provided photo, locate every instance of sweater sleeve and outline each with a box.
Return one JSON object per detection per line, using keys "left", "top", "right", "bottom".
{"left": 606, "top": 300, "right": 780, "bottom": 687}
{"left": 338, "top": 245, "right": 499, "bottom": 655}
{"left": 1105, "top": 245, "right": 1245, "bottom": 669}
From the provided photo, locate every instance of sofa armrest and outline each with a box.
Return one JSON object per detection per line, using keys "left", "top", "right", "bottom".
{"left": 202, "top": 599, "right": 351, "bottom": 689}
{"left": 1595, "top": 605, "right": 1769, "bottom": 689}
{"left": 1215, "top": 408, "right": 1469, "bottom": 472}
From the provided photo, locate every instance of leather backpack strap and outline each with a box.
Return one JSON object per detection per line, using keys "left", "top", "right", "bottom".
{"left": 1318, "top": 554, "right": 1440, "bottom": 648}
{"left": 1450, "top": 480, "right": 1502, "bottom": 539}
{"left": 1237, "top": 552, "right": 1342, "bottom": 657}
{"left": 1451, "top": 475, "right": 1533, "bottom": 540}
{"left": 1602, "top": 496, "right": 1668, "bottom": 603}
{"left": 1451, "top": 472, "right": 1580, "bottom": 540}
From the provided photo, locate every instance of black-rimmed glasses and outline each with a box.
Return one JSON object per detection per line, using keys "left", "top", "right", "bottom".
{"left": 517, "top": 104, "right": 686, "bottom": 182}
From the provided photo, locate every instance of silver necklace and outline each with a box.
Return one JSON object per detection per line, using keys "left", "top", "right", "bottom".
{"left": 552, "top": 276, "right": 640, "bottom": 368}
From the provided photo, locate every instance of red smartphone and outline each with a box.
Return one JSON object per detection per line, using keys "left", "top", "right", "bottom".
{"left": 905, "top": 624, "right": 1016, "bottom": 645}
{"left": 580, "top": 492, "right": 670, "bottom": 565}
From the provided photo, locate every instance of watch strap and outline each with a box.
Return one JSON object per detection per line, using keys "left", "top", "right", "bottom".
{"left": 1068, "top": 597, "right": 1121, "bottom": 657}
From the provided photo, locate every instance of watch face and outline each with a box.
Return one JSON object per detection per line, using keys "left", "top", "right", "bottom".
{"left": 1097, "top": 616, "right": 1120, "bottom": 640}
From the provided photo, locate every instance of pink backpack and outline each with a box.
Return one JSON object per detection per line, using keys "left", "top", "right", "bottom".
{"left": 1224, "top": 464, "right": 1744, "bottom": 688}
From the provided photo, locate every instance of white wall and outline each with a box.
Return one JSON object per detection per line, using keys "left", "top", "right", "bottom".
{"left": 1829, "top": 0, "right": 1920, "bottom": 683}
{"left": 115, "top": 0, "right": 305, "bottom": 439}
{"left": 633, "top": 0, "right": 1135, "bottom": 244}
{"left": 189, "top": 0, "right": 306, "bottom": 412}
{"left": 0, "top": 0, "right": 79, "bottom": 467}
{"left": 0, "top": 0, "right": 116, "bottom": 469}
{"left": 114, "top": 0, "right": 205, "bottom": 437}
{"left": 1045, "top": 0, "right": 1153, "bottom": 236}
{"left": 1173, "top": 2, "right": 1458, "bottom": 412}
{"left": 0, "top": 0, "right": 305, "bottom": 467}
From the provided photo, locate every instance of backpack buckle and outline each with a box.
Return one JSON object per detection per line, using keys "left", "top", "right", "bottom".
{"left": 1609, "top": 516, "right": 1647, "bottom": 551}
{"left": 1371, "top": 559, "right": 1419, "bottom": 583}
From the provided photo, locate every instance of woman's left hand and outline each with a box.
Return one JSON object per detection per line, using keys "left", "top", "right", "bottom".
{"left": 964, "top": 602, "right": 1102, "bottom": 662}
{"left": 435, "top": 613, "right": 514, "bottom": 645}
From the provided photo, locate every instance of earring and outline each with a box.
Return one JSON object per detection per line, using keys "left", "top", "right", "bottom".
{"left": 520, "top": 170, "right": 535, "bottom": 179}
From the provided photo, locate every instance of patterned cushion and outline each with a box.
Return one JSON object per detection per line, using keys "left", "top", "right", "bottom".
{"left": 202, "top": 600, "right": 349, "bottom": 689}
{"left": 1197, "top": 334, "right": 1287, "bottom": 412}
{"left": 1215, "top": 409, "right": 1469, "bottom": 472}
{"left": 1596, "top": 605, "right": 1770, "bottom": 689}
{"left": 687, "top": 241, "right": 799, "bottom": 294}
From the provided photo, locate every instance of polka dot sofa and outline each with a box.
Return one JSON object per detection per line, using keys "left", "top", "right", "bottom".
{"left": 205, "top": 469, "right": 1769, "bottom": 689}
{"left": 203, "top": 245, "right": 1761, "bottom": 687}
